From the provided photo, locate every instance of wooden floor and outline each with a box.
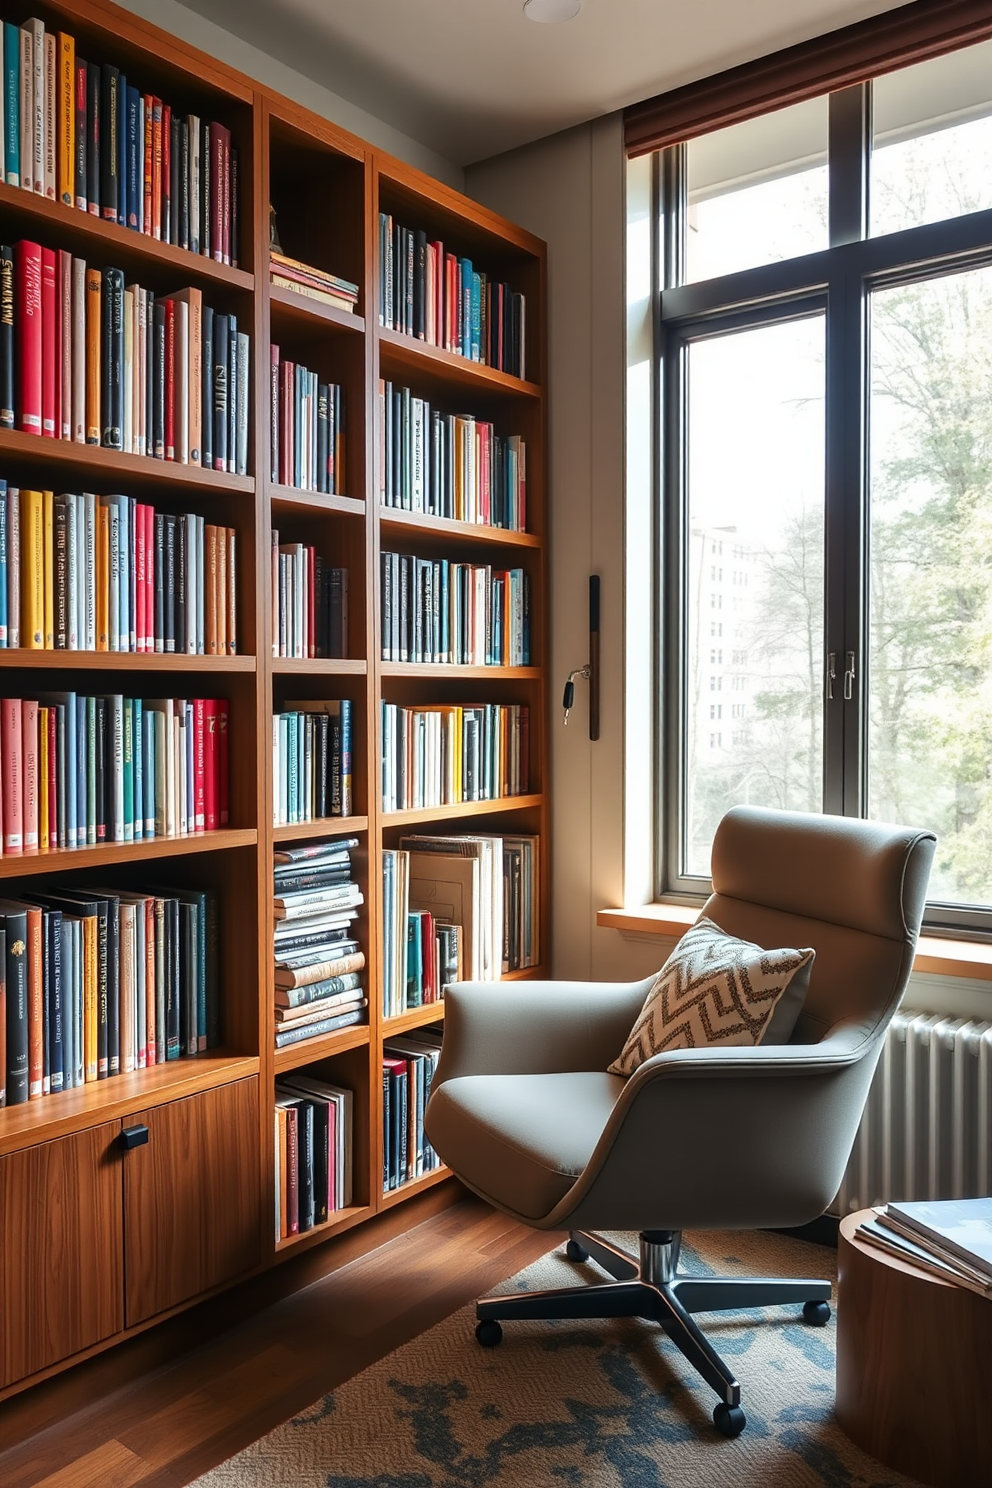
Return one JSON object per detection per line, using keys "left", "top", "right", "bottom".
{"left": 0, "top": 1184, "right": 559, "bottom": 1488}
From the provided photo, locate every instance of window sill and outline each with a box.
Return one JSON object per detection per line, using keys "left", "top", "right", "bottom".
{"left": 596, "top": 905, "right": 992, "bottom": 982}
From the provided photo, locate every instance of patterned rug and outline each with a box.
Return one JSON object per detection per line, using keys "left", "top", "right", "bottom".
{"left": 192, "top": 1228, "right": 925, "bottom": 1488}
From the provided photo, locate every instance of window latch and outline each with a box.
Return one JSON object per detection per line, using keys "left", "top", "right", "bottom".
{"left": 844, "top": 651, "right": 856, "bottom": 701}
{"left": 826, "top": 652, "right": 836, "bottom": 700}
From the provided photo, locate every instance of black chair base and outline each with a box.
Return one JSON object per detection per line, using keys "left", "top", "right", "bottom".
{"left": 475, "top": 1229, "right": 832, "bottom": 1437}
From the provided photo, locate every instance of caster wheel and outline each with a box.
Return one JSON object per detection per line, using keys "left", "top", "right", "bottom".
{"left": 803, "top": 1300, "right": 831, "bottom": 1327}
{"left": 713, "top": 1403, "right": 746, "bottom": 1438}
{"left": 476, "top": 1319, "right": 503, "bottom": 1348}
{"left": 566, "top": 1238, "right": 589, "bottom": 1263}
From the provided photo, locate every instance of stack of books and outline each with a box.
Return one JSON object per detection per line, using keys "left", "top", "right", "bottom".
{"left": 0, "top": 882, "right": 219, "bottom": 1106}
{"left": 381, "top": 833, "right": 539, "bottom": 1015}
{"left": 0, "top": 483, "right": 236, "bottom": 654}
{"left": 274, "top": 1074, "right": 353, "bottom": 1239}
{"left": 269, "top": 251, "right": 358, "bottom": 313}
{"left": 269, "top": 350, "right": 345, "bottom": 493}
{"left": 1, "top": 243, "right": 250, "bottom": 471}
{"left": 1, "top": 692, "right": 229, "bottom": 852}
{"left": 378, "top": 214, "right": 525, "bottom": 378}
{"left": 856, "top": 1198, "right": 992, "bottom": 1297}
{"left": 379, "top": 381, "right": 527, "bottom": 530}
{"left": 380, "top": 701, "right": 529, "bottom": 812}
{"left": 273, "top": 838, "right": 365, "bottom": 1049}
{"left": 0, "top": 20, "right": 238, "bottom": 260}
{"left": 273, "top": 699, "right": 352, "bottom": 826}
{"left": 270, "top": 533, "right": 347, "bottom": 660}
{"left": 383, "top": 1028, "right": 444, "bottom": 1191}
{"left": 380, "top": 554, "right": 530, "bottom": 666}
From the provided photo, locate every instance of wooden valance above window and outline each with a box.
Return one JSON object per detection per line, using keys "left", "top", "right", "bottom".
{"left": 624, "top": 0, "right": 992, "bottom": 157}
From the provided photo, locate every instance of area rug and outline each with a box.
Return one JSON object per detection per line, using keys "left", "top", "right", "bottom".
{"left": 192, "top": 1228, "right": 925, "bottom": 1487}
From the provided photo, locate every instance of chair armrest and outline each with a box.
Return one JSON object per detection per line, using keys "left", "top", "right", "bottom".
{"left": 433, "top": 976, "right": 655, "bottom": 1085}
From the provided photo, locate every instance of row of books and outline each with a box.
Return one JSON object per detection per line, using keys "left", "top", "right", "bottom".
{"left": 0, "top": 483, "right": 236, "bottom": 653}
{"left": 0, "top": 693, "right": 229, "bottom": 854}
{"left": 383, "top": 1029, "right": 443, "bottom": 1191}
{"left": 270, "top": 536, "right": 347, "bottom": 660}
{"left": 382, "top": 833, "right": 540, "bottom": 1015}
{"left": 273, "top": 837, "right": 365, "bottom": 1050}
{"left": 274, "top": 1073, "right": 354, "bottom": 1239}
{"left": 856, "top": 1198, "right": 992, "bottom": 1297}
{"left": 379, "top": 381, "right": 527, "bottom": 532}
{"left": 403, "top": 910, "right": 460, "bottom": 1011}
{"left": 378, "top": 214, "right": 525, "bottom": 379}
{"left": 273, "top": 701, "right": 353, "bottom": 827}
{"left": 380, "top": 555, "right": 531, "bottom": 667}
{"left": 269, "top": 350, "right": 345, "bottom": 493}
{"left": 1, "top": 243, "right": 249, "bottom": 472}
{"left": 381, "top": 702, "right": 530, "bottom": 813}
{"left": 0, "top": 882, "right": 218, "bottom": 1107}
{"left": 269, "top": 249, "right": 358, "bottom": 314}
{"left": 1, "top": 20, "right": 238, "bottom": 261}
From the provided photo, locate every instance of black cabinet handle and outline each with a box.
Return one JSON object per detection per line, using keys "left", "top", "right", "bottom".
{"left": 120, "top": 1124, "right": 150, "bottom": 1151}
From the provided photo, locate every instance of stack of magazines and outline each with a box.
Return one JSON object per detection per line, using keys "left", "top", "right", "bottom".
{"left": 269, "top": 251, "right": 359, "bottom": 313}
{"left": 856, "top": 1197, "right": 992, "bottom": 1297}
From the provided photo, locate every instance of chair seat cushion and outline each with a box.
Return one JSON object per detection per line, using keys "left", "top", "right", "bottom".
{"left": 425, "top": 1070, "right": 626, "bottom": 1221}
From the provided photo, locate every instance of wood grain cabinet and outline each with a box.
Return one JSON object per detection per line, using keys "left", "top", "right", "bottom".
{"left": 123, "top": 1078, "right": 262, "bottom": 1326}
{"left": 0, "top": 1123, "right": 124, "bottom": 1389}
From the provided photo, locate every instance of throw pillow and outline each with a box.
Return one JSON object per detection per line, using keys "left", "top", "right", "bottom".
{"left": 608, "top": 916, "right": 814, "bottom": 1077}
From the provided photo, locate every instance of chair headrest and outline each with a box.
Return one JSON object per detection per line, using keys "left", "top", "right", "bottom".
{"left": 711, "top": 807, "right": 936, "bottom": 942}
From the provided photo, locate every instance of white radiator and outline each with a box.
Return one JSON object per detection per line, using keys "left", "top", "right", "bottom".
{"left": 832, "top": 1009, "right": 992, "bottom": 1215}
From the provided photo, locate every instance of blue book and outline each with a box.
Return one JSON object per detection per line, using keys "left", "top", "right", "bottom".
{"left": 406, "top": 912, "right": 423, "bottom": 1008}
{"left": 460, "top": 258, "right": 472, "bottom": 357}
{"left": 0, "top": 478, "right": 7, "bottom": 646}
{"left": 76, "top": 694, "right": 87, "bottom": 847}
{"left": 47, "top": 910, "right": 64, "bottom": 1094}
{"left": 143, "top": 709, "right": 156, "bottom": 837}
{"left": 126, "top": 85, "right": 139, "bottom": 229}
{"left": 3, "top": 24, "right": 18, "bottom": 186}
{"left": 340, "top": 699, "right": 352, "bottom": 817}
{"left": 133, "top": 696, "right": 144, "bottom": 839}
{"left": 471, "top": 272, "right": 481, "bottom": 362}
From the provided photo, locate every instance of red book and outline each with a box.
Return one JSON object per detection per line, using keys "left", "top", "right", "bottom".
{"left": 41, "top": 247, "right": 57, "bottom": 438}
{"left": 221, "top": 127, "right": 231, "bottom": 265}
{"left": 282, "top": 1102, "right": 299, "bottom": 1234}
{"left": 145, "top": 504, "right": 155, "bottom": 651}
{"left": 151, "top": 99, "right": 162, "bottom": 240}
{"left": 24, "top": 904, "right": 43, "bottom": 1098}
{"left": 163, "top": 299, "right": 175, "bottom": 459}
{"left": 1, "top": 699, "right": 23, "bottom": 853}
{"left": 210, "top": 122, "right": 225, "bottom": 265}
{"left": 21, "top": 700, "right": 38, "bottom": 852}
{"left": 134, "top": 503, "right": 147, "bottom": 652}
{"left": 217, "top": 697, "right": 229, "bottom": 827}
{"left": 203, "top": 699, "right": 217, "bottom": 831}
{"left": 142, "top": 95, "right": 153, "bottom": 235}
{"left": 307, "top": 546, "right": 316, "bottom": 659}
{"left": 16, "top": 241, "right": 43, "bottom": 435}
{"left": 192, "top": 697, "right": 205, "bottom": 832}
{"left": 47, "top": 706, "right": 57, "bottom": 849}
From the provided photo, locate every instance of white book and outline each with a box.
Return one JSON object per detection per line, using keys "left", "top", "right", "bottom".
{"left": 43, "top": 30, "right": 55, "bottom": 198}
{"left": 18, "top": 26, "right": 33, "bottom": 192}
{"left": 175, "top": 297, "right": 189, "bottom": 463}
{"left": 66, "top": 493, "right": 78, "bottom": 649}
{"left": 188, "top": 115, "right": 201, "bottom": 254}
{"left": 411, "top": 398, "right": 425, "bottom": 511}
{"left": 135, "top": 287, "right": 147, "bottom": 456}
{"left": 72, "top": 258, "right": 86, "bottom": 441}
{"left": 107, "top": 693, "right": 125, "bottom": 841}
{"left": 26, "top": 17, "right": 44, "bottom": 195}
{"left": 106, "top": 499, "right": 120, "bottom": 652}
{"left": 123, "top": 289, "right": 134, "bottom": 452}
{"left": 83, "top": 493, "right": 97, "bottom": 650}
{"left": 59, "top": 251, "right": 72, "bottom": 438}
{"left": 236, "top": 332, "right": 249, "bottom": 476}
{"left": 119, "top": 902, "right": 136, "bottom": 1073}
{"left": 196, "top": 514, "right": 206, "bottom": 653}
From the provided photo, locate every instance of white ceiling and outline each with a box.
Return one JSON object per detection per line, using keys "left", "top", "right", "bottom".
{"left": 180, "top": 0, "right": 911, "bottom": 165}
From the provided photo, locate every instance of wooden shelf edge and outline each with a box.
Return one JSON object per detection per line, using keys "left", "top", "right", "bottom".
{"left": 0, "top": 650, "right": 255, "bottom": 671}
{"left": 384, "top": 793, "right": 543, "bottom": 827}
{"left": 0, "top": 1052, "right": 260, "bottom": 1156}
{"left": 379, "top": 1167, "right": 452, "bottom": 1209}
{"left": 272, "top": 817, "right": 369, "bottom": 843}
{"left": 273, "top": 1023, "right": 371, "bottom": 1073}
{"left": 273, "top": 1203, "right": 372, "bottom": 1254}
{"left": 379, "top": 507, "right": 541, "bottom": 549}
{"left": 380, "top": 663, "right": 541, "bottom": 680}
{"left": 377, "top": 326, "right": 541, "bottom": 398}
{"left": 382, "top": 1003, "right": 445, "bottom": 1036}
{"left": 269, "top": 283, "right": 365, "bottom": 335}
{"left": 0, "top": 828, "right": 257, "bottom": 879}
{"left": 268, "top": 486, "right": 366, "bottom": 517}
{"left": 272, "top": 657, "right": 367, "bottom": 675}
{"left": 0, "top": 428, "right": 254, "bottom": 492}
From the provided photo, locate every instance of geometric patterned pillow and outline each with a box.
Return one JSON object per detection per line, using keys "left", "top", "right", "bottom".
{"left": 608, "top": 916, "right": 815, "bottom": 1078}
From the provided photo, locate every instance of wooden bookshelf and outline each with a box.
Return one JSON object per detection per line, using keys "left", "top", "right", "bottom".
{"left": 0, "top": 0, "right": 547, "bottom": 1401}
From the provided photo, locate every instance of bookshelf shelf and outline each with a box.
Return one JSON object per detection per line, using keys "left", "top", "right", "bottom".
{"left": 379, "top": 508, "right": 542, "bottom": 549}
{"left": 378, "top": 326, "right": 542, "bottom": 400}
{"left": 268, "top": 488, "right": 366, "bottom": 518}
{"left": 0, "top": 651, "right": 255, "bottom": 672}
{"left": 272, "top": 816, "right": 369, "bottom": 842}
{"left": 273, "top": 1204, "right": 373, "bottom": 1255}
{"left": 273, "top": 1022, "right": 371, "bottom": 1074}
{"left": 382, "top": 1003, "right": 445, "bottom": 1037}
{"left": 0, "top": 829, "right": 257, "bottom": 879}
{"left": 0, "top": 182, "right": 255, "bottom": 295}
{"left": 382, "top": 793, "right": 543, "bottom": 828}
{"left": 0, "top": 429, "right": 255, "bottom": 495}
{"left": 380, "top": 663, "right": 542, "bottom": 680}
{"left": 0, "top": 1052, "right": 260, "bottom": 1159}
{"left": 269, "top": 283, "right": 366, "bottom": 337}
{"left": 271, "top": 658, "right": 367, "bottom": 675}
{"left": 380, "top": 1165, "right": 451, "bottom": 1209}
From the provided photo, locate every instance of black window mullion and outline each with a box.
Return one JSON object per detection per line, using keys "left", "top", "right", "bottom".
{"left": 828, "top": 85, "right": 870, "bottom": 247}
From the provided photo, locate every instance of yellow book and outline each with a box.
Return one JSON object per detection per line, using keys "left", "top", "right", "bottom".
{"left": 96, "top": 502, "right": 109, "bottom": 650}
{"left": 57, "top": 33, "right": 74, "bottom": 207}
{"left": 38, "top": 706, "right": 49, "bottom": 850}
{"left": 83, "top": 914, "right": 98, "bottom": 1082}
{"left": 43, "top": 489, "right": 54, "bottom": 647}
{"left": 20, "top": 488, "right": 44, "bottom": 647}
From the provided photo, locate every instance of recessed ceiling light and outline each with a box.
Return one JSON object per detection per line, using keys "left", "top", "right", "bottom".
{"left": 523, "top": 0, "right": 581, "bottom": 22}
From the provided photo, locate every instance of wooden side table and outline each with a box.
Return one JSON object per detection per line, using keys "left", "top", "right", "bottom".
{"left": 836, "top": 1210, "right": 992, "bottom": 1488}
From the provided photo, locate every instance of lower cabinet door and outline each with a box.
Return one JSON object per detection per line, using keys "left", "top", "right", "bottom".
{"left": 0, "top": 1122, "right": 124, "bottom": 1389}
{"left": 123, "top": 1076, "right": 261, "bottom": 1326}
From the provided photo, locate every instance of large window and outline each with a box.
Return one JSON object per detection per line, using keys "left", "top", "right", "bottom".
{"left": 654, "top": 38, "right": 992, "bottom": 931}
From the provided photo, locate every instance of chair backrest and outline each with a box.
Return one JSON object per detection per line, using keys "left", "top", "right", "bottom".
{"left": 701, "top": 807, "right": 936, "bottom": 1048}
